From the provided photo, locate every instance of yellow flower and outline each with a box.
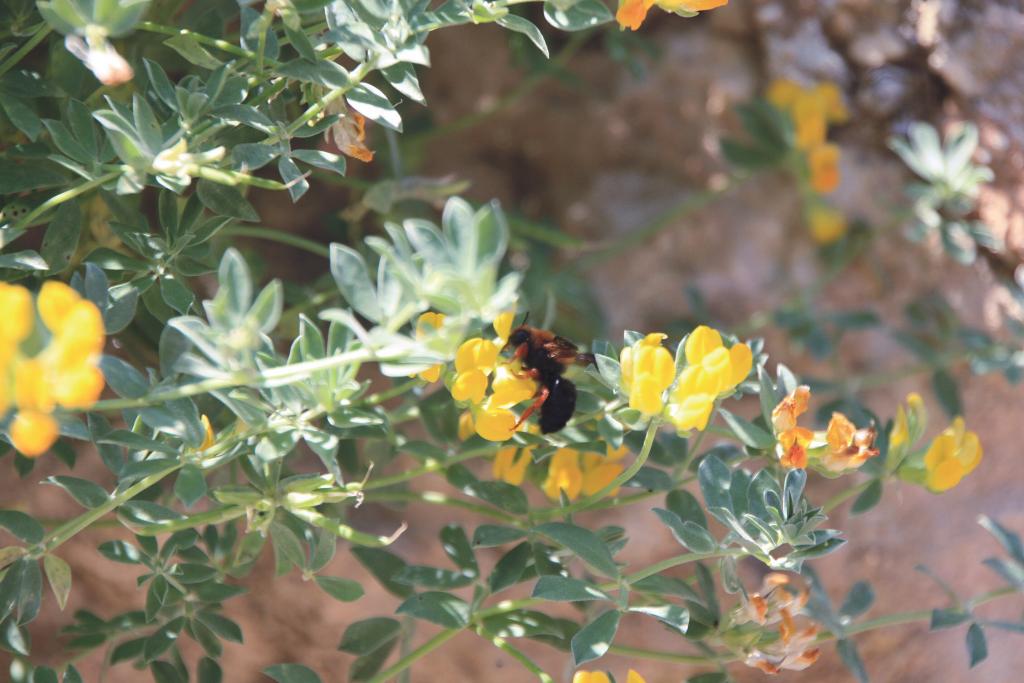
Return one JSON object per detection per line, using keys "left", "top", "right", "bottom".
{"left": 626, "top": 672, "right": 647, "bottom": 683}
{"left": 455, "top": 337, "right": 500, "bottom": 374}
{"left": 667, "top": 326, "right": 752, "bottom": 432}
{"left": 14, "top": 359, "right": 55, "bottom": 413}
{"left": 37, "top": 281, "right": 82, "bottom": 336}
{"left": 493, "top": 446, "right": 532, "bottom": 485}
{"left": 572, "top": 673, "right": 611, "bottom": 683}
{"left": 924, "top": 417, "right": 982, "bottom": 492}
{"left": 543, "top": 448, "right": 583, "bottom": 501}
{"left": 792, "top": 92, "right": 827, "bottom": 150}
{"left": 200, "top": 415, "right": 216, "bottom": 451}
{"left": 452, "top": 369, "right": 488, "bottom": 404}
{"left": 475, "top": 404, "right": 518, "bottom": 442}
{"left": 813, "top": 82, "right": 849, "bottom": 124}
{"left": 493, "top": 311, "right": 515, "bottom": 344}
{"left": 47, "top": 299, "right": 105, "bottom": 369}
{"left": 581, "top": 444, "right": 628, "bottom": 497}
{"left": 767, "top": 79, "right": 802, "bottom": 111}
{"left": 820, "top": 412, "right": 879, "bottom": 472}
{"left": 54, "top": 365, "right": 105, "bottom": 409}
{"left": 413, "top": 312, "right": 445, "bottom": 383}
{"left": 9, "top": 410, "right": 59, "bottom": 458}
{"left": 808, "top": 143, "right": 840, "bottom": 194}
{"left": 458, "top": 411, "right": 475, "bottom": 440}
{"left": 0, "top": 282, "right": 33, "bottom": 345}
{"left": 616, "top": 0, "right": 728, "bottom": 31}
{"left": 890, "top": 392, "right": 925, "bottom": 450}
{"left": 490, "top": 363, "right": 537, "bottom": 408}
{"left": 806, "top": 204, "right": 847, "bottom": 244}
{"left": 621, "top": 333, "right": 675, "bottom": 416}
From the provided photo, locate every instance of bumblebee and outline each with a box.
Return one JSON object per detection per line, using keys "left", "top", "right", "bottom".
{"left": 503, "top": 325, "right": 595, "bottom": 434}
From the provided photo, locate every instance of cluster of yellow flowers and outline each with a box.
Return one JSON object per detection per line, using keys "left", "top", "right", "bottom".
{"left": 890, "top": 393, "right": 982, "bottom": 492}
{"left": 770, "top": 385, "right": 878, "bottom": 472}
{"left": 0, "top": 281, "right": 106, "bottom": 457}
{"left": 616, "top": 0, "right": 727, "bottom": 31}
{"left": 416, "top": 311, "right": 535, "bottom": 442}
{"left": 621, "top": 326, "right": 752, "bottom": 433}
{"left": 767, "top": 79, "right": 850, "bottom": 244}
{"left": 540, "top": 445, "right": 628, "bottom": 501}
{"left": 574, "top": 669, "right": 646, "bottom": 683}
{"left": 738, "top": 573, "right": 821, "bottom": 675}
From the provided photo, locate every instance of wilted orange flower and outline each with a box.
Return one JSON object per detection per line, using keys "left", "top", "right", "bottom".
{"left": 738, "top": 573, "right": 820, "bottom": 675}
{"left": 325, "top": 100, "right": 374, "bottom": 162}
{"left": 616, "top": 0, "right": 728, "bottom": 32}
{"left": 773, "top": 385, "right": 812, "bottom": 469}
{"left": 821, "top": 412, "right": 879, "bottom": 472}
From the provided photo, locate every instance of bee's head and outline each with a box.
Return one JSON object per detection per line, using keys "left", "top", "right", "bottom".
{"left": 506, "top": 326, "right": 531, "bottom": 349}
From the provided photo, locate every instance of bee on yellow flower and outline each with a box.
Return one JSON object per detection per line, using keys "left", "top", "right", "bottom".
{"left": 616, "top": 0, "right": 728, "bottom": 31}
{"left": 667, "top": 325, "right": 752, "bottom": 433}
{"left": 1, "top": 281, "right": 107, "bottom": 458}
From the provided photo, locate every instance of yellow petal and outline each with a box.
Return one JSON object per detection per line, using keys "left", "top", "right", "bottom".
{"left": 493, "top": 446, "right": 517, "bottom": 481}
{"left": 626, "top": 671, "right": 648, "bottom": 683}
{"left": 699, "top": 346, "right": 731, "bottom": 395}
{"left": 415, "top": 312, "right": 445, "bottom": 337}
{"left": 10, "top": 410, "right": 59, "bottom": 458}
{"left": 813, "top": 81, "right": 849, "bottom": 124}
{"left": 958, "top": 429, "right": 982, "bottom": 473}
{"left": 458, "top": 411, "right": 475, "bottom": 441}
{"left": 544, "top": 448, "right": 582, "bottom": 501}
{"left": 491, "top": 364, "right": 537, "bottom": 407}
{"left": 826, "top": 412, "right": 855, "bottom": 453}
{"left": 619, "top": 345, "right": 634, "bottom": 392}
{"left": 418, "top": 364, "right": 442, "bottom": 383}
{"left": 685, "top": 325, "right": 722, "bottom": 365}
{"left": 808, "top": 143, "right": 841, "bottom": 194}
{"left": 0, "top": 283, "right": 34, "bottom": 344}
{"left": 475, "top": 406, "right": 517, "bottom": 442}
{"left": 200, "top": 415, "right": 216, "bottom": 451}
{"left": 454, "top": 338, "right": 499, "bottom": 374}
{"left": 573, "top": 673, "right": 611, "bottom": 683}
{"left": 890, "top": 405, "right": 909, "bottom": 449}
{"left": 806, "top": 204, "right": 847, "bottom": 244}
{"left": 50, "top": 299, "right": 106, "bottom": 367}
{"left": 53, "top": 364, "right": 105, "bottom": 409}
{"left": 668, "top": 387, "right": 715, "bottom": 432}
{"left": 38, "top": 281, "right": 83, "bottom": 335}
{"left": 923, "top": 432, "right": 955, "bottom": 471}
{"left": 629, "top": 375, "right": 666, "bottom": 416}
{"left": 728, "top": 342, "right": 753, "bottom": 388}
{"left": 926, "top": 457, "right": 964, "bottom": 492}
{"left": 451, "top": 369, "right": 488, "bottom": 404}
{"left": 581, "top": 461, "right": 624, "bottom": 497}
{"left": 14, "top": 359, "right": 55, "bottom": 412}
{"left": 637, "top": 344, "right": 676, "bottom": 391}
{"left": 616, "top": 0, "right": 649, "bottom": 30}
{"left": 767, "top": 79, "right": 802, "bottom": 111}
{"left": 793, "top": 93, "right": 828, "bottom": 150}
{"left": 493, "top": 311, "right": 515, "bottom": 342}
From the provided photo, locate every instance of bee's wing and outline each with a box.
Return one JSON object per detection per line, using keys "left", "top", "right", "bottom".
{"left": 543, "top": 336, "right": 580, "bottom": 363}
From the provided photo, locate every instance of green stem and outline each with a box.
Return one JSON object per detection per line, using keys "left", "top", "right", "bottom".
{"left": 11, "top": 171, "right": 120, "bottom": 232}
{"left": 272, "top": 58, "right": 378, "bottom": 145}
{"left": 219, "top": 226, "right": 330, "bottom": 258}
{"left": 366, "top": 627, "right": 462, "bottom": 683}
{"left": 479, "top": 628, "right": 554, "bottom": 682}
{"left": 535, "top": 418, "right": 661, "bottom": 520}
{"left": 361, "top": 445, "right": 498, "bottom": 491}
{"left": 369, "top": 490, "right": 524, "bottom": 525}
{"left": 137, "top": 22, "right": 257, "bottom": 60}
{"left": 91, "top": 347, "right": 376, "bottom": 412}
{"left": 0, "top": 24, "right": 51, "bottom": 79}
{"left": 609, "top": 644, "right": 718, "bottom": 665}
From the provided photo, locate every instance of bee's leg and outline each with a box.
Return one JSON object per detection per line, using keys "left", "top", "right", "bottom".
{"left": 514, "top": 385, "right": 549, "bottom": 430}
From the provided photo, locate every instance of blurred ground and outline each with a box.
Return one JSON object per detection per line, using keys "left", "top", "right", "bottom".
{"left": 7, "top": 1, "right": 1024, "bottom": 681}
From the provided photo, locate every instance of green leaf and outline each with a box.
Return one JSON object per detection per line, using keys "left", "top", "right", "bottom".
{"left": 532, "top": 576, "right": 611, "bottom": 602}
{"left": 979, "top": 516, "right": 1024, "bottom": 563}
{"left": 666, "top": 490, "right": 708, "bottom": 529}
{"left": 198, "top": 657, "right": 222, "bottom": 683}
{"left": 165, "top": 34, "right": 224, "bottom": 69}
{"left": 397, "top": 591, "right": 470, "bottom": 628}
{"left": 489, "top": 542, "right": 531, "bottom": 593}
{"left": 653, "top": 509, "right": 716, "bottom": 553}
{"left": 263, "top": 664, "right": 322, "bottom": 683}
{"left": 571, "top": 609, "right": 620, "bottom": 665}
{"left": 338, "top": 617, "right": 401, "bottom": 655}
{"left": 44, "top": 476, "right": 109, "bottom": 508}
{"left": 347, "top": 83, "right": 402, "bottom": 132}
{"left": 440, "top": 524, "right": 477, "bottom": 575}
{"left": 719, "top": 409, "right": 775, "bottom": 449}
{"left": 496, "top": 16, "right": 548, "bottom": 57}
{"left": 473, "top": 524, "right": 527, "bottom": 548}
{"left": 543, "top": 0, "right": 612, "bottom": 31}
{"left": 629, "top": 604, "right": 690, "bottom": 634}
{"left": 837, "top": 639, "right": 868, "bottom": 683}
{"left": 314, "top": 575, "right": 365, "bottom": 602}
{"left": 150, "top": 661, "right": 185, "bottom": 683}
{"left": 99, "top": 355, "right": 148, "bottom": 398}
{"left": 851, "top": 479, "right": 882, "bottom": 515}
{"left": 0, "top": 250, "right": 49, "bottom": 271}
{"left": 329, "top": 243, "right": 381, "bottom": 322}
{"left": 839, "top": 581, "right": 874, "bottom": 618}
{"left": 351, "top": 547, "right": 413, "bottom": 598}
{"left": 195, "top": 611, "right": 243, "bottom": 642}
{"left": 174, "top": 465, "right": 207, "bottom": 509}
{"left": 932, "top": 370, "right": 961, "bottom": 418}
{"left": 966, "top": 623, "right": 987, "bottom": 667}
{"left": 41, "top": 201, "right": 81, "bottom": 274}
{"left": 197, "top": 180, "right": 259, "bottom": 221}
{"left": 687, "top": 674, "right": 727, "bottom": 683}
{"left": 535, "top": 522, "right": 619, "bottom": 578}
{"left": 697, "top": 455, "right": 732, "bottom": 515}
{"left": 43, "top": 554, "right": 72, "bottom": 611}
{"left": 0, "top": 510, "right": 44, "bottom": 544}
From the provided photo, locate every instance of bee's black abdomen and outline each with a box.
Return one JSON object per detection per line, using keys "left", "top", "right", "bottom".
{"left": 539, "top": 376, "right": 576, "bottom": 434}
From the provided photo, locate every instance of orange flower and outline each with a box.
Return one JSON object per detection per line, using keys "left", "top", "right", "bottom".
{"left": 326, "top": 100, "right": 374, "bottom": 162}
{"left": 616, "top": 0, "right": 728, "bottom": 31}
{"left": 808, "top": 143, "right": 840, "bottom": 194}
{"left": 820, "top": 412, "right": 879, "bottom": 472}
{"left": 738, "top": 573, "right": 820, "bottom": 675}
{"left": 779, "top": 427, "right": 812, "bottom": 469}
{"left": 773, "top": 386, "right": 812, "bottom": 469}
{"left": 771, "top": 385, "right": 809, "bottom": 433}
